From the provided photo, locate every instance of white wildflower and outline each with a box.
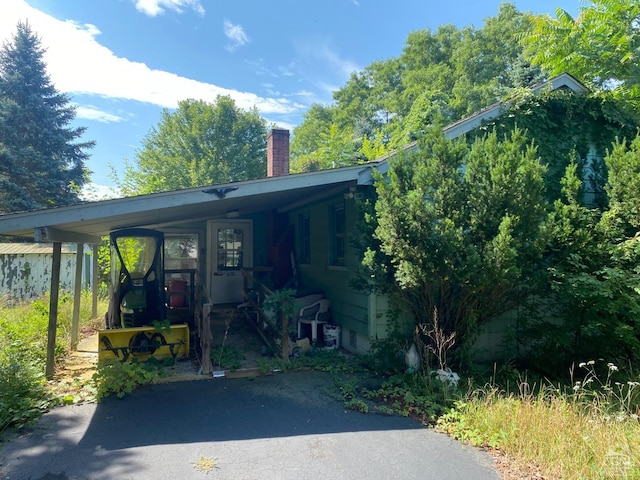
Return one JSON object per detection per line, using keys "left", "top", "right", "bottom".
{"left": 607, "top": 362, "right": 618, "bottom": 371}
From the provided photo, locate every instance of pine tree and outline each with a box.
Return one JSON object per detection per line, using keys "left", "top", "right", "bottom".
{"left": 0, "top": 21, "right": 93, "bottom": 213}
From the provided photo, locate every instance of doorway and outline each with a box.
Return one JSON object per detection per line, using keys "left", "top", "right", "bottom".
{"left": 207, "top": 220, "right": 253, "bottom": 304}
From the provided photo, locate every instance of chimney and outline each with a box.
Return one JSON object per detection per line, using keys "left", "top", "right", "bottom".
{"left": 267, "top": 128, "right": 289, "bottom": 177}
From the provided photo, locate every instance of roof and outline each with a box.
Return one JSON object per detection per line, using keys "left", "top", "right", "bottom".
{"left": 442, "top": 73, "right": 588, "bottom": 139}
{"left": 0, "top": 161, "right": 382, "bottom": 243}
{"left": 0, "top": 73, "right": 588, "bottom": 244}
{"left": 0, "top": 243, "right": 77, "bottom": 255}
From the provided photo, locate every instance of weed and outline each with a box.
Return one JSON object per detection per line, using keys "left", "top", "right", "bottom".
{"left": 91, "top": 359, "right": 164, "bottom": 401}
{"left": 344, "top": 398, "right": 369, "bottom": 413}
{"left": 210, "top": 344, "right": 244, "bottom": 370}
{"left": 365, "top": 371, "right": 458, "bottom": 423}
{"left": 0, "top": 349, "right": 55, "bottom": 432}
{"left": 438, "top": 361, "right": 640, "bottom": 480}
{"left": 0, "top": 292, "right": 108, "bottom": 430}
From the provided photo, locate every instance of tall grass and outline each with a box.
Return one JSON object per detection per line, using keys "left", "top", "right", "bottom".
{"left": 0, "top": 291, "right": 107, "bottom": 433}
{"left": 439, "top": 362, "right": 640, "bottom": 479}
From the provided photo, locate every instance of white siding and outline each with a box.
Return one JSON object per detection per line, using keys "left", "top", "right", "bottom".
{"left": 0, "top": 244, "right": 89, "bottom": 300}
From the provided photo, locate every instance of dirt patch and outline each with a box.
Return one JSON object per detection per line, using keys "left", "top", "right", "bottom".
{"left": 49, "top": 349, "right": 98, "bottom": 403}
{"left": 489, "top": 449, "right": 547, "bottom": 480}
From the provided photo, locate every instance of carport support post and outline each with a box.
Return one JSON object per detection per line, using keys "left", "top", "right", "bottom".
{"left": 92, "top": 243, "right": 98, "bottom": 318}
{"left": 71, "top": 243, "right": 84, "bottom": 348}
{"left": 46, "top": 242, "right": 62, "bottom": 380}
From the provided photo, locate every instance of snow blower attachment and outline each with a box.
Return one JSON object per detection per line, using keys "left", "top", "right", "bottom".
{"left": 100, "top": 228, "right": 189, "bottom": 362}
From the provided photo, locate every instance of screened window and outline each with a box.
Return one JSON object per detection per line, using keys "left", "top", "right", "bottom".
{"left": 298, "top": 212, "right": 311, "bottom": 264}
{"left": 329, "top": 204, "right": 346, "bottom": 266}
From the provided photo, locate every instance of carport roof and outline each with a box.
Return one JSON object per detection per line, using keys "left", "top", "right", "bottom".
{"left": 0, "top": 161, "right": 381, "bottom": 244}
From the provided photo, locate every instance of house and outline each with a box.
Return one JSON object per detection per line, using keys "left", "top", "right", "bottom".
{"left": 0, "top": 73, "right": 594, "bottom": 362}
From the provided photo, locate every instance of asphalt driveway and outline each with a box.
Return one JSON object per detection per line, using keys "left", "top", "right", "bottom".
{"left": 0, "top": 371, "right": 500, "bottom": 480}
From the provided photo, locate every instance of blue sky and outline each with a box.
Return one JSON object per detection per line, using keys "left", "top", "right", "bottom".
{"left": 0, "top": 0, "right": 580, "bottom": 198}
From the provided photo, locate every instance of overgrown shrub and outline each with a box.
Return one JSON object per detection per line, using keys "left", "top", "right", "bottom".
{"left": 0, "top": 292, "right": 108, "bottom": 431}
{"left": 0, "top": 349, "right": 54, "bottom": 432}
{"left": 91, "top": 359, "right": 163, "bottom": 401}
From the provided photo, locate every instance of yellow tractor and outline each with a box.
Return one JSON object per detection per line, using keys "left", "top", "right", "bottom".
{"left": 99, "top": 228, "right": 189, "bottom": 362}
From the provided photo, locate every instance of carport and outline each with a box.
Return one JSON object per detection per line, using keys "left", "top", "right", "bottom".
{"left": 0, "top": 140, "right": 378, "bottom": 377}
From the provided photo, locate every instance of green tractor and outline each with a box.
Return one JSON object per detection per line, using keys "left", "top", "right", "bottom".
{"left": 100, "top": 228, "right": 189, "bottom": 362}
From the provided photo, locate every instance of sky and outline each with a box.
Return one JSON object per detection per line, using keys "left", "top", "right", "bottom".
{"left": 0, "top": 0, "right": 581, "bottom": 198}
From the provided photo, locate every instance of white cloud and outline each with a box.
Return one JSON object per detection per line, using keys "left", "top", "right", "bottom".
{"left": 264, "top": 118, "right": 296, "bottom": 132}
{"left": 133, "top": 0, "right": 204, "bottom": 17}
{"left": 245, "top": 58, "right": 278, "bottom": 77}
{"left": 278, "top": 61, "right": 298, "bottom": 77}
{"left": 295, "top": 38, "right": 361, "bottom": 82}
{"left": 223, "top": 19, "right": 250, "bottom": 52}
{"left": 318, "top": 43, "right": 360, "bottom": 79}
{"left": 75, "top": 105, "right": 126, "bottom": 123}
{"left": 0, "top": 1, "right": 299, "bottom": 115}
{"left": 80, "top": 183, "right": 121, "bottom": 201}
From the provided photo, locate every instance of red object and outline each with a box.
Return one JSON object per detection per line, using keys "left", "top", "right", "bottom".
{"left": 169, "top": 280, "right": 187, "bottom": 308}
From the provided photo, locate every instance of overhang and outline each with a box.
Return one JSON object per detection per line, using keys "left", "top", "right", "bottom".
{"left": 0, "top": 162, "right": 381, "bottom": 243}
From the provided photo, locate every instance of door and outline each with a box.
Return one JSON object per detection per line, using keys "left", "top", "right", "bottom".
{"left": 208, "top": 220, "right": 253, "bottom": 304}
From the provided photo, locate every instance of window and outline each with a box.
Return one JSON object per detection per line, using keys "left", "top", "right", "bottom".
{"left": 217, "top": 228, "right": 243, "bottom": 270}
{"left": 165, "top": 234, "right": 198, "bottom": 270}
{"left": 298, "top": 212, "right": 310, "bottom": 264}
{"left": 329, "top": 204, "right": 346, "bottom": 266}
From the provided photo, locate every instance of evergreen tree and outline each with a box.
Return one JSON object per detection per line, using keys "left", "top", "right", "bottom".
{"left": 358, "top": 128, "right": 548, "bottom": 366}
{"left": 0, "top": 21, "right": 93, "bottom": 213}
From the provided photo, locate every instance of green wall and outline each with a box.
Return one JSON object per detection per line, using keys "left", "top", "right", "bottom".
{"left": 289, "top": 192, "right": 370, "bottom": 343}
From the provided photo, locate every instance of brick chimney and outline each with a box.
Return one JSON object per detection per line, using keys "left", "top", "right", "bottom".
{"left": 267, "top": 128, "right": 289, "bottom": 177}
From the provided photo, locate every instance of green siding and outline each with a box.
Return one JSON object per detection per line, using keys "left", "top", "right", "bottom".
{"left": 290, "top": 192, "right": 370, "bottom": 337}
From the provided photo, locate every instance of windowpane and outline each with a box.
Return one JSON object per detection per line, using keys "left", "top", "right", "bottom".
{"left": 217, "top": 228, "right": 243, "bottom": 270}
{"left": 298, "top": 212, "right": 310, "bottom": 264}
{"left": 330, "top": 205, "right": 346, "bottom": 266}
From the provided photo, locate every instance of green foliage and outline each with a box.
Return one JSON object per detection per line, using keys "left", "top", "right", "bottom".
{"left": 0, "top": 22, "right": 93, "bottom": 213}
{"left": 291, "top": 4, "right": 538, "bottom": 170}
{"left": 256, "top": 348, "right": 362, "bottom": 374}
{"left": 365, "top": 371, "right": 457, "bottom": 423}
{"left": 604, "top": 136, "right": 640, "bottom": 232}
{"left": 0, "top": 293, "right": 108, "bottom": 430}
{"left": 363, "top": 128, "right": 548, "bottom": 365}
{"left": 524, "top": 0, "right": 640, "bottom": 114}
{"left": 91, "top": 359, "right": 162, "bottom": 401}
{"left": 0, "top": 296, "right": 61, "bottom": 362}
{"left": 117, "top": 96, "right": 267, "bottom": 195}
{"left": 519, "top": 141, "right": 640, "bottom": 375}
{"left": 263, "top": 288, "right": 300, "bottom": 320}
{"left": 210, "top": 344, "right": 244, "bottom": 370}
{"left": 474, "top": 90, "right": 638, "bottom": 203}
{"left": 0, "top": 349, "right": 52, "bottom": 433}
{"left": 363, "top": 328, "right": 408, "bottom": 376}
{"left": 438, "top": 362, "right": 640, "bottom": 480}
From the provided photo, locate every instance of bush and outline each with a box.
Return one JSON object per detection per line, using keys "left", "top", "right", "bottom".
{"left": 0, "top": 349, "right": 53, "bottom": 433}
{"left": 0, "top": 292, "right": 108, "bottom": 431}
{"left": 91, "top": 359, "right": 163, "bottom": 401}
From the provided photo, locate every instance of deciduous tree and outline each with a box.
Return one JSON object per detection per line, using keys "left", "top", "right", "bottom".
{"left": 119, "top": 96, "right": 267, "bottom": 195}
{"left": 524, "top": 0, "right": 640, "bottom": 111}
